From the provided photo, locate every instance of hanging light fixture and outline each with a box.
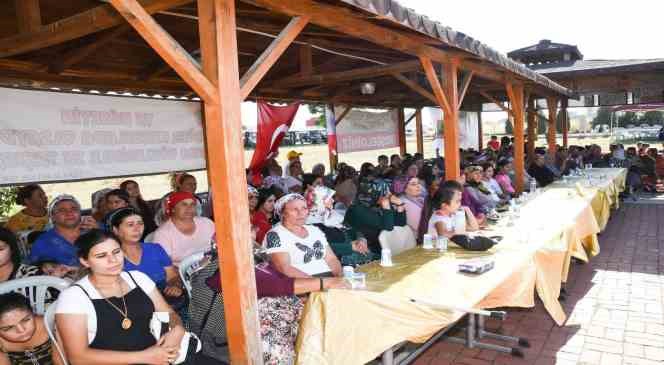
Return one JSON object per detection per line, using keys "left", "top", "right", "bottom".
{"left": 360, "top": 82, "right": 376, "bottom": 95}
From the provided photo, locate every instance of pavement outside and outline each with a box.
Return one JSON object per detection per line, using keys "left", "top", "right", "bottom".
{"left": 413, "top": 204, "right": 664, "bottom": 365}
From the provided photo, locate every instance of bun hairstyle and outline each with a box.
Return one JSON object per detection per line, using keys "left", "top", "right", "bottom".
{"left": 75, "top": 229, "right": 118, "bottom": 259}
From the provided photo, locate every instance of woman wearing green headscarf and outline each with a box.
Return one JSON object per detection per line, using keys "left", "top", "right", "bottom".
{"left": 343, "top": 179, "right": 407, "bottom": 254}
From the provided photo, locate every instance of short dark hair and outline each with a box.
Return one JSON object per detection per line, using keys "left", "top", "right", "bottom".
{"left": 302, "top": 173, "right": 318, "bottom": 190}
{"left": 105, "top": 189, "right": 130, "bottom": 205}
{"left": 15, "top": 184, "right": 43, "bottom": 206}
{"left": 0, "top": 227, "right": 21, "bottom": 268}
{"left": 440, "top": 180, "right": 463, "bottom": 193}
{"left": 431, "top": 187, "right": 458, "bottom": 209}
{"left": 75, "top": 229, "right": 118, "bottom": 259}
{"left": 0, "top": 292, "right": 32, "bottom": 317}
{"left": 378, "top": 155, "right": 388, "bottom": 162}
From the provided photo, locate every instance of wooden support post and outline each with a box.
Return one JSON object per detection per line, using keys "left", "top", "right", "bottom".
{"left": 561, "top": 98, "right": 569, "bottom": 148}
{"left": 506, "top": 82, "right": 526, "bottom": 193}
{"left": 109, "top": 0, "right": 218, "bottom": 103}
{"left": 546, "top": 97, "right": 558, "bottom": 157}
{"left": 527, "top": 98, "right": 537, "bottom": 163}
{"left": 326, "top": 104, "right": 339, "bottom": 170}
{"left": 197, "top": 0, "right": 261, "bottom": 363}
{"left": 442, "top": 60, "right": 461, "bottom": 180}
{"left": 477, "top": 110, "right": 483, "bottom": 151}
{"left": 240, "top": 16, "right": 310, "bottom": 100}
{"left": 415, "top": 108, "right": 424, "bottom": 155}
{"left": 398, "top": 107, "right": 407, "bottom": 156}
{"left": 14, "top": 0, "right": 41, "bottom": 34}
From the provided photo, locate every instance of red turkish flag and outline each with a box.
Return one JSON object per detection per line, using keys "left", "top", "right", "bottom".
{"left": 248, "top": 101, "right": 300, "bottom": 174}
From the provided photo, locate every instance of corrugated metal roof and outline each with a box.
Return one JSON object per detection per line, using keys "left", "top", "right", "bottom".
{"left": 337, "top": 0, "right": 573, "bottom": 97}
{"left": 530, "top": 59, "right": 664, "bottom": 75}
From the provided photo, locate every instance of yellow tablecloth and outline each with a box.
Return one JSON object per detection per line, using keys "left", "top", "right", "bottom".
{"left": 295, "top": 168, "right": 626, "bottom": 365}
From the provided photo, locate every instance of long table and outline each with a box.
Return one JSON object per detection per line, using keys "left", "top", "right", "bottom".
{"left": 294, "top": 168, "right": 626, "bottom": 365}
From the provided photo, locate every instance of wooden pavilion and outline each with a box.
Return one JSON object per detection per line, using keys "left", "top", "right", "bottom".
{"left": 1, "top": 1, "right": 573, "bottom": 362}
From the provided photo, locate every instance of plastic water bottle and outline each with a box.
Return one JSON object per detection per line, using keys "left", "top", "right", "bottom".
{"left": 529, "top": 178, "right": 537, "bottom": 194}
{"left": 453, "top": 210, "right": 466, "bottom": 234}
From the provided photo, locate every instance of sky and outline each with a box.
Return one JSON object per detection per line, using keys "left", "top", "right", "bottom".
{"left": 243, "top": 0, "right": 664, "bottom": 130}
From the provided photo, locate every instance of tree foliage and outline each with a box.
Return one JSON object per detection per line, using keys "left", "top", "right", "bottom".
{"left": 307, "top": 104, "right": 326, "bottom": 127}
{"left": 0, "top": 187, "right": 17, "bottom": 218}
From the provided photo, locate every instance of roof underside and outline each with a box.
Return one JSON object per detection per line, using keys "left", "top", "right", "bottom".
{"left": 0, "top": 0, "right": 572, "bottom": 108}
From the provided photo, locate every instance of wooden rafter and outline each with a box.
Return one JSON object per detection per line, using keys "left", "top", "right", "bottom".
{"left": 273, "top": 59, "right": 421, "bottom": 88}
{"left": 14, "top": 0, "right": 41, "bottom": 34}
{"left": 420, "top": 57, "right": 452, "bottom": 115}
{"left": 48, "top": 25, "right": 131, "bottom": 74}
{"left": 391, "top": 72, "right": 437, "bottom": 104}
{"left": 246, "top": 0, "right": 457, "bottom": 65}
{"left": 457, "top": 71, "right": 474, "bottom": 110}
{"left": 299, "top": 44, "right": 313, "bottom": 76}
{"left": 479, "top": 90, "right": 513, "bottom": 117}
{"left": 240, "top": 16, "right": 310, "bottom": 100}
{"left": 0, "top": 0, "right": 193, "bottom": 58}
{"left": 335, "top": 105, "right": 352, "bottom": 126}
{"left": 108, "top": 0, "right": 217, "bottom": 103}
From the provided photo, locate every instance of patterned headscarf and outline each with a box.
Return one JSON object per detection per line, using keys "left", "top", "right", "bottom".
{"left": 165, "top": 191, "right": 197, "bottom": 216}
{"left": 356, "top": 179, "right": 390, "bottom": 207}
{"left": 48, "top": 194, "right": 81, "bottom": 217}
{"left": 274, "top": 193, "right": 306, "bottom": 218}
{"left": 247, "top": 185, "right": 258, "bottom": 196}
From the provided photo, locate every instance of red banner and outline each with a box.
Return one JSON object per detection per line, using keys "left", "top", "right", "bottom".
{"left": 249, "top": 101, "right": 300, "bottom": 174}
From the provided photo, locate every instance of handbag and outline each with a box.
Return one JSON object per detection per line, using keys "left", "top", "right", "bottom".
{"left": 450, "top": 234, "right": 498, "bottom": 251}
{"left": 150, "top": 312, "right": 202, "bottom": 364}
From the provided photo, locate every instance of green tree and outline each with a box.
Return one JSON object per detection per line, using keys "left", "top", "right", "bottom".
{"left": 504, "top": 118, "right": 513, "bottom": 134}
{"left": 617, "top": 111, "right": 638, "bottom": 127}
{"left": 641, "top": 111, "right": 664, "bottom": 125}
{"left": 307, "top": 104, "right": 326, "bottom": 127}
{"left": 592, "top": 106, "right": 613, "bottom": 128}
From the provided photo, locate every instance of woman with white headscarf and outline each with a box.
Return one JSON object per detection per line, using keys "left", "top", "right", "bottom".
{"left": 263, "top": 194, "right": 342, "bottom": 278}
{"left": 305, "top": 186, "right": 377, "bottom": 267}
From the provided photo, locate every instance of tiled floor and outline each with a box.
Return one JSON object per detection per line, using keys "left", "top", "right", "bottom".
{"left": 413, "top": 204, "right": 664, "bottom": 365}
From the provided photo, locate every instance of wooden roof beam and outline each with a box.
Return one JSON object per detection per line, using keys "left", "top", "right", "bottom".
{"left": 274, "top": 59, "right": 421, "bottom": 88}
{"left": 14, "top": 0, "right": 41, "bottom": 34}
{"left": 480, "top": 90, "right": 513, "bottom": 117}
{"left": 420, "top": 57, "right": 452, "bottom": 115}
{"left": 48, "top": 25, "right": 131, "bottom": 74}
{"left": 391, "top": 72, "right": 437, "bottom": 104}
{"left": 457, "top": 71, "right": 474, "bottom": 110}
{"left": 108, "top": 0, "right": 217, "bottom": 103}
{"left": 240, "top": 16, "right": 310, "bottom": 100}
{"left": 0, "top": 0, "right": 193, "bottom": 58}
{"left": 244, "top": 0, "right": 455, "bottom": 64}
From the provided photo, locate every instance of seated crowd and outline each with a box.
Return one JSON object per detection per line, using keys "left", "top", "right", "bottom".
{"left": 0, "top": 138, "right": 652, "bottom": 364}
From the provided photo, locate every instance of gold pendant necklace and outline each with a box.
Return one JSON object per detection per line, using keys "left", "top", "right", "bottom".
{"left": 94, "top": 277, "right": 132, "bottom": 330}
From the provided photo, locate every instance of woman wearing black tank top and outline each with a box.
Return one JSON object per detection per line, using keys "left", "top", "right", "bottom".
{"left": 55, "top": 229, "right": 184, "bottom": 365}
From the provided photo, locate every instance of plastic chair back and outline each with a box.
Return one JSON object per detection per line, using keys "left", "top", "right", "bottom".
{"left": 178, "top": 251, "right": 206, "bottom": 297}
{"left": 44, "top": 303, "right": 69, "bottom": 365}
{"left": 0, "top": 276, "right": 71, "bottom": 315}
{"left": 378, "top": 226, "right": 416, "bottom": 256}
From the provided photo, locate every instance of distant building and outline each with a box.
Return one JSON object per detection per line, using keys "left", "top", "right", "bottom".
{"left": 509, "top": 39, "right": 664, "bottom": 107}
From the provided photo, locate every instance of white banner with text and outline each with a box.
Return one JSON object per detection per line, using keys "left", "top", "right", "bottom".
{"left": 334, "top": 107, "right": 399, "bottom": 153}
{"left": 0, "top": 87, "right": 204, "bottom": 184}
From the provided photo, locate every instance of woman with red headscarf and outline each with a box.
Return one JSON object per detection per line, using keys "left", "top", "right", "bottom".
{"left": 152, "top": 192, "right": 215, "bottom": 266}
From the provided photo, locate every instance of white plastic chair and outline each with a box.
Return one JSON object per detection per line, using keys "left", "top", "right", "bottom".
{"left": 378, "top": 226, "right": 416, "bottom": 256}
{"left": 178, "top": 251, "right": 206, "bottom": 297}
{"left": 44, "top": 303, "right": 69, "bottom": 365}
{"left": 0, "top": 276, "right": 71, "bottom": 315}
